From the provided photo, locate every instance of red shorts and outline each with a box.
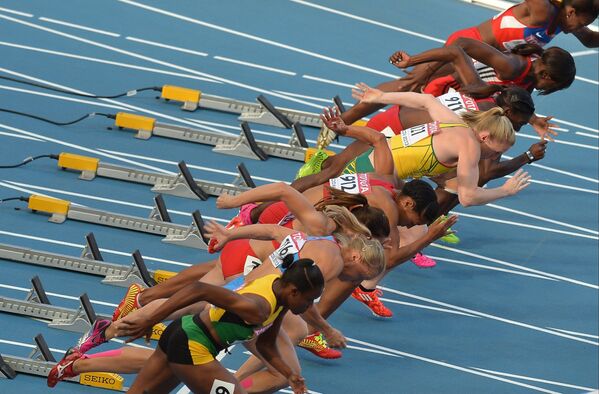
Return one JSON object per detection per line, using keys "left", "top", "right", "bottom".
{"left": 220, "top": 239, "right": 258, "bottom": 278}
{"left": 257, "top": 201, "right": 294, "bottom": 229}
{"left": 370, "top": 178, "right": 396, "bottom": 196}
{"left": 445, "top": 26, "right": 483, "bottom": 46}
{"left": 366, "top": 106, "right": 404, "bottom": 135}
{"left": 423, "top": 75, "right": 461, "bottom": 97}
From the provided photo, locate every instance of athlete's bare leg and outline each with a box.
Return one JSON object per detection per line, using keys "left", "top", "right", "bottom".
{"left": 171, "top": 360, "right": 246, "bottom": 394}
{"left": 128, "top": 348, "right": 179, "bottom": 394}
{"left": 73, "top": 347, "right": 152, "bottom": 374}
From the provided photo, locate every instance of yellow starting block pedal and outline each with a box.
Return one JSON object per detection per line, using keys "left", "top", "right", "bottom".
{"left": 57, "top": 152, "right": 100, "bottom": 180}
{"left": 161, "top": 85, "right": 201, "bottom": 111}
{"left": 79, "top": 372, "right": 124, "bottom": 391}
{"left": 114, "top": 112, "right": 156, "bottom": 140}
{"left": 28, "top": 195, "right": 70, "bottom": 224}
{"left": 304, "top": 147, "right": 335, "bottom": 163}
{"left": 153, "top": 269, "right": 177, "bottom": 284}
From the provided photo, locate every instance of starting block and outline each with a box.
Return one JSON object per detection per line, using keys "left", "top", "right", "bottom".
{"left": 0, "top": 233, "right": 177, "bottom": 288}
{"left": 0, "top": 334, "right": 125, "bottom": 391}
{"left": 58, "top": 152, "right": 255, "bottom": 200}
{"left": 112, "top": 112, "right": 311, "bottom": 162}
{"left": 26, "top": 194, "right": 210, "bottom": 250}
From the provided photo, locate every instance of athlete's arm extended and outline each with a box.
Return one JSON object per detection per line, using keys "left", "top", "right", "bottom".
{"left": 217, "top": 183, "right": 330, "bottom": 236}
{"left": 483, "top": 141, "right": 546, "bottom": 181}
{"left": 121, "top": 283, "right": 272, "bottom": 340}
{"left": 204, "top": 221, "right": 295, "bottom": 252}
{"left": 456, "top": 138, "right": 531, "bottom": 206}
{"left": 451, "top": 37, "right": 525, "bottom": 81}
{"left": 256, "top": 313, "right": 307, "bottom": 394}
{"left": 299, "top": 304, "right": 346, "bottom": 348}
{"left": 352, "top": 83, "right": 462, "bottom": 124}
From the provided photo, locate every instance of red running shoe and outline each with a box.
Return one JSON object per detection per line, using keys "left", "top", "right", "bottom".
{"left": 298, "top": 332, "right": 342, "bottom": 359}
{"left": 47, "top": 348, "right": 83, "bottom": 387}
{"left": 351, "top": 287, "right": 393, "bottom": 318}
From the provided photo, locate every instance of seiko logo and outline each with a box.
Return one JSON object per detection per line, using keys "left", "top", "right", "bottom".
{"left": 83, "top": 375, "right": 116, "bottom": 385}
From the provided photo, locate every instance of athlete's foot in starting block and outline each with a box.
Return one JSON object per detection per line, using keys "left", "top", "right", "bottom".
{"left": 208, "top": 214, "right": 244, "bottom": 253}
{"left": 47, "top": 348, "right": 82, "bottom": 387}
{"left": 351, "top": 287, "right": 393, "bottom": 318}
{"left": 48, "top": 348, "right": 125, "bottom": 390}
{"left": 411, "top": 253, "right": 437, "bottom": 268}
{"left": 295, "top": 149, "right": 330, "bottom": 179}
{"left": 298, "top": 332, "right": 342, "bottom": 359}
{"left": 76, "top": 319, "right": 110, "bottom": 354}
{"left": 112, "top": 283, "right": 143, "bottom": 321}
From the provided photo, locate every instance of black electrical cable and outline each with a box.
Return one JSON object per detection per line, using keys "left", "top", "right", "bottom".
{"left": 0, "top": 154, "right": 59, "bottom": 169}
{"left": 0, "top": 75, "right": 161, "bottom": 98}
{"left": 0, "top": 196, "right": 29, "bottom": 203}
{"left": 0, "top": 108, "right": 115, "bottom": 126}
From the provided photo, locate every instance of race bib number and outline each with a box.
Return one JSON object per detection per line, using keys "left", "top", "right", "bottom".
{"left": 381, "top": 126, "right": 396, "bottom": 138}
{"left": 243, "top": 255, "right": 263, "bottom": 276}
{"left": 329, "top": 173, "right": 371, "bottom": 195}
{"left": 437, "top": 92, "right": 478, "bottom": 115}
{"left": 400, "top": 122, "right": 440, "bottom": 147}
{"left": 210, "top": 379, "right": 236, "bottom": 394}
{"left": 270, "top": 233, "right": 304, "bottom": 268}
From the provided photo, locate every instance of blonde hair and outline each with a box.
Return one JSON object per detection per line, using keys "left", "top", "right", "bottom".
{"left": 335, "top": 233, "right": 386, "bottom": 278}
{"left": 461, "top": 107, "right": 516, "bottom": 145}
{"left": 321, "top": 205, "right": 371, "bottom": 238}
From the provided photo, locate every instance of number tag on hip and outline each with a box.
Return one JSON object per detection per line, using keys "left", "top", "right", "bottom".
{"left": 210, "top": 379, "right": 236, "bottom": 394}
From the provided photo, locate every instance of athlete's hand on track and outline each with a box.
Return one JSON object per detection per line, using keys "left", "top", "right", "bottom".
{"left": 320, "top": 106, "right": 348, "bottom": 135}
{"left": 502, "top": 169, "right": 531, "bottom": 196}
{"left": 389, "top": 50, "right": 411, "bottom": 68}
{"left": 288, "top": 374, "right": 308, "bottom": 394}
{"left": 530, "top": 115, "right": 558, "bottom": 142}
{"left": 352, "top": 82, "right": 384, "bottom": 103}
{"left": 528, "top": 141, "right": 547, "bottom": 162}
{"left": 216, "top": 192, "right": 237, "bottom": 209}
{"left": 323, "top": 326, "right": 347, "bottom": 348}
{"left": 427, "top": 214, "right": 459, "bottom": 242}
{"left": 203, "top": 220, "right": 231, "bottom": 252}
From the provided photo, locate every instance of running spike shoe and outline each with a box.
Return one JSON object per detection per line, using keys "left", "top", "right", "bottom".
{"left": 295, "top": 149, "right": 330, "bottom": 180}
{"left": 411, "top": 252, "right": 437, "bottom": 268}
{"left": 298, "top": 332, "right": 342, "bottom": 359}
{"left": 112, "top": 283, "right": 143, "bottom": 321}
{"left": 47, "top": 348, "right": 83, "bottom": 387}
{"left": 76, "top": 319, "right": 110, "bottom": 354}
{"left": 351, "top": 287, "right": 393, "bottom": 318}
{"left": 439, "top": 230, "right": 460, "bottom": 244}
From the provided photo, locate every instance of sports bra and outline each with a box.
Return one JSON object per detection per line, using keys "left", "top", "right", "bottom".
{"left": 491, "top": 4, "right": 561, "bottom": 51}
{"left": 269, "top": 232, "right": 337, "bottom": 272}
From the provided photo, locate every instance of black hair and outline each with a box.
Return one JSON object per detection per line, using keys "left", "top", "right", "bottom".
{"left": 281, "top": 257, "right": 324, "bottom": 293}
{"left": 511, "top": 44, "right": 576, "bottom": 95}
{"left": 351, "top": 205, "right": 391, "bottom": 239}
{"left": 564, "top": 0, "right": 599, "bottom": 18}
{"left": 400, "top": 179, "right": 439, "bottom": 224}
{"left": 495, "top": 86, "right": 535, "bottom": 116}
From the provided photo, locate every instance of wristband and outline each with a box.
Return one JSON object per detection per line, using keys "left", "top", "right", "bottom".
{"left": 525, "top": 150, "right": 535, "bottom": 163}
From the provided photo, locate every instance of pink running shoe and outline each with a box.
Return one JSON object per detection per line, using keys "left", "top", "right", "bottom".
{"left": 351, "top": 287, "right": 393, "bottom": 318}
{"left": 238, "top": 203, "right": 258, "bottom": 225}
{"left": 76, "top": 319, "right": 110, "bottom": 354}
{"left": 47, "top": 348, "right": 83, "bottom": 387}
{"left": 411, "top": 253, "right": 437, "bottom": 268}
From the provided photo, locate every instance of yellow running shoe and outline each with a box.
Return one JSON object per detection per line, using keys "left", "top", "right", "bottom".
{"left": 112, "top": 283, "right": 143, "bottom": 321}
{"left": 295, "top": 149, "right": 330, "bottom": 179}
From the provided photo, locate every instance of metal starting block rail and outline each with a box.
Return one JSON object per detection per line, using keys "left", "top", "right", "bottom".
{"left": 0, "top": 233, "right": 177, "bottom": 288}
{"left": 0, "top": 334, "right": 126, "bottom": 391}
{"left": 159, "top": 85, "right": 324, "bottom": 128}
{"left": 57, "top": 152, "right": 255, "bottom": 200}
{"left": 26, "top": 194, "right": 210, "bottom": 250}
{"left": 112, "top": 110, "right": 314, "bottom": 161}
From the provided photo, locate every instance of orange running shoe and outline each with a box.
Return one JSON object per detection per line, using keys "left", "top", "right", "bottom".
{"left": 208, "top": 215, "right": 244, "bottom": 253}
{"left": 298, "top": 332, "right": 342, "bottom": 359}
{"left": 351, "top": 287, "right": 393, "bottom": 318}
{"left": 112, "top": 283, "right": 143, "bottom": 321}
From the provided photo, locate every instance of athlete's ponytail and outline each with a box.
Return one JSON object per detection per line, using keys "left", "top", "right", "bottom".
{"left": 321, "top": 204, "right": 372, "bottom": 238}
{"left": 280, "top": 258, "right": 324, "bottom": 293}
{"left": 314, "top": 186, "right": 369, "bottom": 211}
{"left": 461, "top": 107, "right": 516, "bottom": 145}
{"left": 351, "top": 205, "right": 390, "bottom": 239}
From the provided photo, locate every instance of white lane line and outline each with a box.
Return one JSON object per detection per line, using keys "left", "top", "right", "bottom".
{"left": 346, "top": 344, "right": 402, "bottom": 357}
{"left": 470, "top": 367, "right": 597, "bottom": 391}
{"left": 486, "top": 203, "right": 598, "bottom": 235}
{"left": 538, "top": 114, "right": 599, "bottom": 134}
{"left": 0, "top": 7, "right": 33, "bottom": 17}
{"left": 0, "top": 339, "right": 65, "bottom": 354}
{"left": 517, "top": 133, "right": 599, "bottom": 150}
{"left": 576, "top": 132, "right": 599, "bottom": 139}
{"left": 273, "top": 89, "right": 354, "bottom": 107}
{"left": 378, "top": 297, "right": 480, "bottom": 317}
{"left": 379, "top": 286, "right": 599, "bottom": 346}
{"left": 570, "top": 49, "right": 599, "bottom": 57}
{"left": 430, "top": 243, "right": 599, "bottom": 290}
{"left": 346, "top": 338, "right": 560, "bottom": 393}
{"left": 213, "top": 56, "right": 297, "bottom": 76}
{"left": 0, "top": 84, "right": 130, "bottom": 111}
{"left": 0, "top": 15, "right": 324, "bottom": 111}
{"left": 449, "top": 210, "right": 598, "bottom": 240}
{"left": 125, "top": 36, "right": 209, "bottom": 56}
{"left": 302, "top": 74, "right": 356, "bottom": 88}
{"left": 38, "top": 16, "right": 121, "bottom": 37}
{"left": 97, "top": 148, "right": 289, "bottom": 184}
{"left": 575, "top": 75, "right": 599, "bottom": 85}
{"left": 289, "top": 0, "right": 445, "bottom": 43}
{"left": 117, "top": 0, "right": 399, "bottom": 79}
{"left": 0, "top": 131, "right": 43, "bottom": 142}
{"left": 1, "top": 179, "right": 229, "bottom": 224}
{"left": 0, "top": 283, "right": 117, "bottom": 308}
{"left": 517, "top": 178, "right": 598, "bottom": 195}
{"left": 426, "top": 255, "right": 556, "bottom": 281}
{"left": 0, "top": 230, "right": 192, "bottom": 268}
{"left": 0, "top": 41, "right": 220, "bottom": 84}
{"left": 547, "top": 327, "right": 599, "bottom": 340}
{"left": 503, "top": 154, "right": 598, "bottom": 184}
